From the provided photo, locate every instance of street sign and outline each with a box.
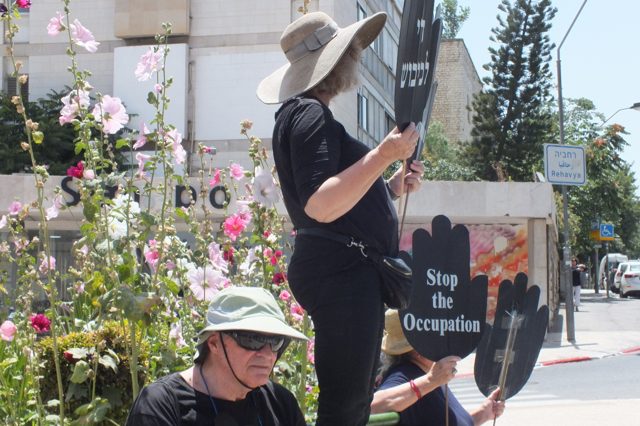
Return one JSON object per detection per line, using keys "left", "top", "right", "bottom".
{"left": 589, "top": 220, "right": 600, "bottom": 240}
{"left": 543, "top": 144, "right": 586, "bottom": 186}
{"left": 599, "top": 223, "right": 615, "bottom": 241}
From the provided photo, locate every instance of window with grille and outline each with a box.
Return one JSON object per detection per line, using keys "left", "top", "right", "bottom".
{"left": 6, "top": 76, "right": 29, "bottom": 101}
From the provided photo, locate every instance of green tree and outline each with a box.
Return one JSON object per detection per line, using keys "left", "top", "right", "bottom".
{"left": 422, "top": 121, "right": 477, "bottom": 181}
{"left": 0, "top": 90, "right": 78, "bottom": 175}
{"left": 560, "top": 98, "right": 640, "bottom": 260}
{"left": 442, "top": 0, "right": 471, "bottom": 39}
{"left": 466, "top": 0, "right": 556, "bottom": 181}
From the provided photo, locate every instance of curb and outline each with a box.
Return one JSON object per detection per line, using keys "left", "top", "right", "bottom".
{"left": 621, "top": 346, "right": 640, "bottom": 354}
{"left": 539, "top": 356, "right": 593, "bottom": 366}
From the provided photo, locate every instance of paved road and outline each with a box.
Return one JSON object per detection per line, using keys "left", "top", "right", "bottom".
{"left": 450, "top": 289, "right": 640, "bottom": 425}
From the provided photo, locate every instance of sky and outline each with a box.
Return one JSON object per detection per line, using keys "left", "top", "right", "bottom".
{"left": 456, "top": 0, "right": 640, "bottom": 195}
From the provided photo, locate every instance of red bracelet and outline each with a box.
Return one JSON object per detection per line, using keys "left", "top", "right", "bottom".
{"left": 409, "top": 380, "right": 422, "bottom": 400}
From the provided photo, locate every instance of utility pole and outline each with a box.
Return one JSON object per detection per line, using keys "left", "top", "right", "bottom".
{"left": 556, "top": 0, "right": 587, "bottom": 343}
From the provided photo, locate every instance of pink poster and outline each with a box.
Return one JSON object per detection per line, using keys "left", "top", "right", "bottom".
{"left": 400, "top": 223, "right": 528, "bottom": 322}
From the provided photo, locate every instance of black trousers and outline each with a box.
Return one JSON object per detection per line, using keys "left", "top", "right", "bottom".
{"left": 288, "top": 236, "right": 385, "bottom": 426}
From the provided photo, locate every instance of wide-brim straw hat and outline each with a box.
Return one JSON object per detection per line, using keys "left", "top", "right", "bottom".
{"left": 257, "top": 11, "right": 387, "bottom": 104}
{"left": 381, "top": 309, "right": 413, "bottom": 356}
{"left": 196, "top": 286, "right": 307, "bottom": 345}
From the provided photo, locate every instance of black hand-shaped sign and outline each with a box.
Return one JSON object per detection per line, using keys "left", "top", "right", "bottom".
{"left": 399, "top": 215, "right": 488, "bottom": 360}
{"left": 474, "top": 273, "right": 549, "bottom": 400}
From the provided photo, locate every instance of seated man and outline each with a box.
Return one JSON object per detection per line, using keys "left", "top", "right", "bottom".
{"left": 126, "top": 286, "right": 308, "bottom": 425}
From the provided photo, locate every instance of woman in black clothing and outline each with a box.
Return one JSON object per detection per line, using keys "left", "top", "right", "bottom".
{"left": 257, "top": 11, "right": 423, "bottom": 426}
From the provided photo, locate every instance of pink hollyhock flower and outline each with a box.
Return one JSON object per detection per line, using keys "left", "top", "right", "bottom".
{"left": 47, "top": 12, "right": 65, "bottom": 36}
{"left": 135, "top": 152, "right": 152, "bottom": 178}
{"left": 307, "top": 339, "right": 315, "bottom": 364}
{"left": 290, "top": 303, "right": 304, "bottom": 322}
{"left": 13, "top": 238, "right": 27, "bottom": 253}
{"left": 74, "top": 282, "right": 85, "bottom": 294}
{"left": 66, "top": 161, "right": 84, "bottom": 179}
{"left": 209, "top": 168, "right": 222, "bottom": 188}
{"left": 223, "top": 247, "right": 235, "bottom": 265}
{"left": 16, "top": 0, "right": 31, "bottom": 8}
{"left": 8, "top": 201, "right": 22, "bottom": 216}
{"left": 272, "top": 271, "right": 287, "bottom": 285}
{"left": 188, "top": 267, "right": 226, "bottom": 301}
{"left": 208, "top": 243, "right": 228, "bottom": 272}
{"left": 223, "top": 213, "right": 248, "bottom": 241}
{"left": 133, "top": 122, "right": 151, "bottom": 150}
{"left": 169, "top": 322, "right": 186, "bottom": 348}
{"left": 59, "top": 89, "right": 90, "bottom": 125}
{"left": 229, "top": 163, "right": 245, "bottom": 180}
{"left": 30, "top": 314, "right": 51, "bottom": 334}
{"left": 82, "top": 169, "right": 95, "bottom": 180}
{"left": 144, "top": 240, "right": 160, "bottom": 270}
{"left": 135, "top": 47, "right": 164, "bottom": 81}
{"left": 165, "top": 129, "right": 186, "bottom": 164}
{"left": 0, "top": 215, "right": 6, "bottom": 229}
{"left": 70, "top": 19, "right": 99, "bottom": 53}
{"left": 45, "top": 194, "right": 65, "bottom": 221}
{"left": 39, "top": 255, "right": 56, "bottom": 275}
{"left": 279, "top": 290, "right": 291, "bottom": 302}
{"left": 0, "top": 320, "right": 17, "bottom": 342}
{"left": 92, "top": 95, "right": 129, "bottom": 134}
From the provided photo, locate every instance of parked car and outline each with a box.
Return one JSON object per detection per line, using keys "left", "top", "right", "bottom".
{"left": 620, "top": 261, "right": 640, "bottom": 298}
{"left": 613, "top": 262, "right": 632, "bottom": 293}
{"left": 600, "top": 253, "right": 628, "bottom": 293}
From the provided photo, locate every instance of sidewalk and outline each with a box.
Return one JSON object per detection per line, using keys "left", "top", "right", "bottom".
{"left": 457, "top": 289, "right": 640, "bottom": 376}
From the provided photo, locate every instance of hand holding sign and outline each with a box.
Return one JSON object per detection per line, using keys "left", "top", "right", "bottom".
{"left": 474, "top": 273, "right": 549, "bottom": 400}
{"left": 400, "top": 215, "right": 488, "bottom": 360}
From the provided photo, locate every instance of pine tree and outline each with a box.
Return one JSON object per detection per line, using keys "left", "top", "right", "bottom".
{"left": 442, "top": 0, "right": 470, "bottom": 39}
{"left": 466, "top": 0, "right": 556, "bottom": 181}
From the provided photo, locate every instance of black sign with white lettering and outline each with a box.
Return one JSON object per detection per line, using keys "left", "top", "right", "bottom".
{"left": 474, "top": 273, "right": 549, "bottom": 400}
{"left": 399, "top": 215, "right": 488, "bottom": 360}
{"left": 394, "top": 0, "right": 442, "bottom": 162}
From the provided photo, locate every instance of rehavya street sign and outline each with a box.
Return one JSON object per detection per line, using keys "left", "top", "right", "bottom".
{"left": 543, "top": 143, "right": 586, "bottom": 186}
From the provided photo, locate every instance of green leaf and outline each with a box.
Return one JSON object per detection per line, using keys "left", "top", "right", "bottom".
{"left": 71, "top": 397, "right": 111, "bottom": 425}
{"left": 162, "top": 277, "right": 181, "bottom": 296}
{"left": 70, "top": 360, "right": 91, "bottom": 384}
{"left": 82, "top": 201, "right": 98, "bottom": 222}
{"left": 99, "top": 353, "right": 118, "bottom": 373}
{"left": 115, "top": 138, "right": 130, "bottom": 149}
{"left": 147, "top": 91, "right": 158, "bottom": 105}
{"left": 75, "top": 141, "right": 87, "bottom": 155}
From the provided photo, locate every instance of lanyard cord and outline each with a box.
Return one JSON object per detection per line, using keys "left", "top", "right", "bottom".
{"left": 199, "top": 364, "right": 219, "bottom": 417}
{"left": 198, "top": 364, "right": 264, "bottom": 426}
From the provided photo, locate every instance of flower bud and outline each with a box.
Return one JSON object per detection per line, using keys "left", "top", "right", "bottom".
{"left": 20, "top": 142, "right": 30, "bottom": 151}
{"left": 18, "top": 74, "right": 28, "bottom": 84}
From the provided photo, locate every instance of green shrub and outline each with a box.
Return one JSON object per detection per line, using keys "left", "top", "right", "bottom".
{"left": 36, "top": 322, "right": 148, "bottom": 424}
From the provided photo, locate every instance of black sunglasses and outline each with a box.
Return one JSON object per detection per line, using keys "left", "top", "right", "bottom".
{"left": 224, "top": 331, "right": 290, "bottom": 354}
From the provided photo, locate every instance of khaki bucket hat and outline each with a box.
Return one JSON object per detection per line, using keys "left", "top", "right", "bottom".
{"left": 381, "top": 309, "right": 413, "bottom": 356}
{"left": 257, "top": 11, "right": 387, "bottom": 104}
{"left": 197, "top": 286, "right": 308, "bottom": 345}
